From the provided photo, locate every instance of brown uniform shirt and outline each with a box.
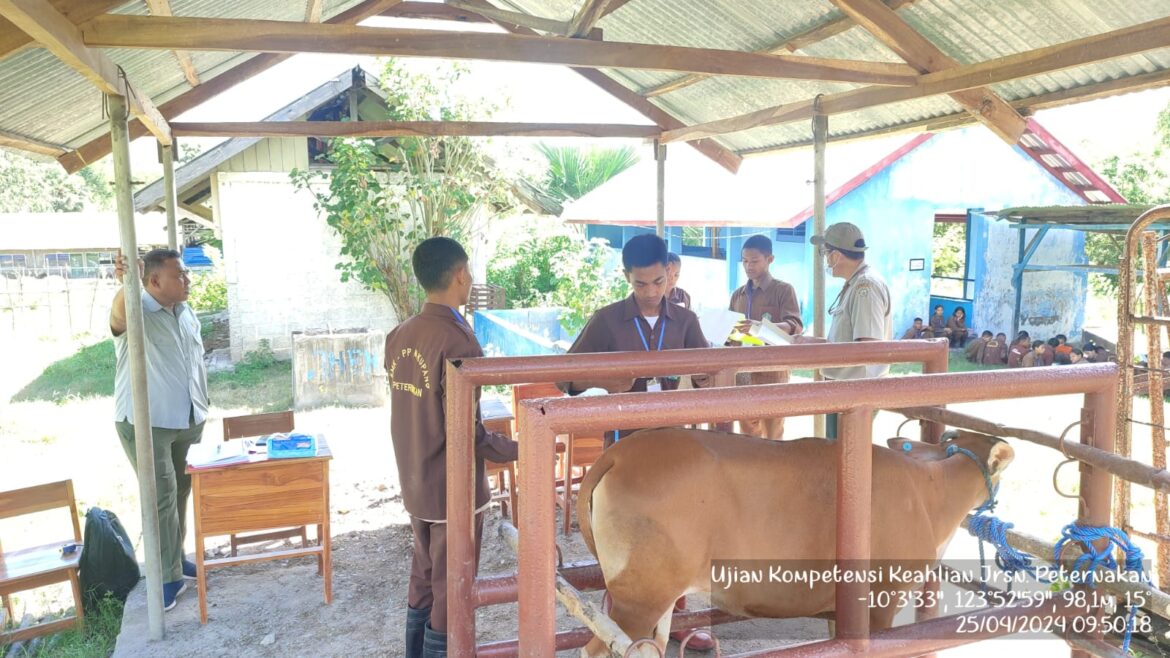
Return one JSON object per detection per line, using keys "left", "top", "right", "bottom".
{"left": 385, "top": 303, "right": 518, "bottom": 521}
{"left": 965, "top": 337, "right": 989, "bottom": 362}
{"left": 1008, "top": 345, "right": 1029, "bottom": 368}
{"left": 929, "top": 314, "right": 946, "bottom": 336}
{"left": 901, "top": 326, "right": 928, "bottom": 340}
{"left": 668, "top": 286, "right": 692, "bottom": 310}
{"left": 978, "top": 340, "right": 1006, "bottom": 365}
{"left": 558, "top": 295, "right": 709, "bottom": 440}
{"left": 728, "top": 273, "right": 803, "bottom": 332}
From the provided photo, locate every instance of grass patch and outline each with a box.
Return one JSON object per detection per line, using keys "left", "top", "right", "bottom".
{"left": 208, "top": 341, "right": 293, "bottom": 413}
{"left": 12, "top": 340, "right": 114, "bottom": 403}
{"left": 1, "top": 595, "right": 123, "bottom": 658}
{"left": 791, "top": 350, "right": 1005, "bottom": 379}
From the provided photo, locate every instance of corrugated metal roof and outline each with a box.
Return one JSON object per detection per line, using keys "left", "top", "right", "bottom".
{"left": 0, "top": 0, "right": 1168, "bottom": 162}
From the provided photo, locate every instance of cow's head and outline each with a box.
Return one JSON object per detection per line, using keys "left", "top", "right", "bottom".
{"left": 887, "top": 430, "right": 1014, "bottom": 482}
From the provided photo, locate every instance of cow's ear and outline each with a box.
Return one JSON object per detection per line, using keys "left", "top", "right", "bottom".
{"left": 987, "top": 441, "right": 1014, "bottom": 476}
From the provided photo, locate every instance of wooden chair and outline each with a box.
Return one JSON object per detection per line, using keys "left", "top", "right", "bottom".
{"left": 511, "top": 383, "right": 604, "bottom": 536}
{"left": 0, "top": 480, "right": 84, "bottom": 643}
{"left": 220, "top": 411, "right": 314, "bottom": 567}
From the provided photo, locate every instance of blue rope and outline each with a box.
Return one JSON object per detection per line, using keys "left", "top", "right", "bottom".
{"left": 1054, "top": 523, "right": 1148, "bottom": 654}
{"left": 967, "top": 514, "right": 1044, "bottom": 585}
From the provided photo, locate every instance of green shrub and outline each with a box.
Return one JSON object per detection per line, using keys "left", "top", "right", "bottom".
{"left": 188, "top": 271, "right": 227, "bottom": 313}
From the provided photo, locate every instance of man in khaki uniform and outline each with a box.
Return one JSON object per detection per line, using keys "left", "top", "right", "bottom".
{"left": 729, "top": 234, "right": 802, "bottom": 439}
{"left": 385, "top": 237, "right": 519, "bottom": 658}
{"left": 811, "top": 223, "right": 891, "bottom": 439}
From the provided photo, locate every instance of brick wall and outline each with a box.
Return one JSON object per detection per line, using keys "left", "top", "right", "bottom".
{"left": 214, "top": 172, "right": 398, "bottom": 363}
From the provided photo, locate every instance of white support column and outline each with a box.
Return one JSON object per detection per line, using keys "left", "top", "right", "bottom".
{"left": 812, "top": 98, "right": 828, "bottom": 438}
{"left": 110, "top": 93, "right": 166, "bottom": 641}
{"left": 161, "top": 143, "right": 178, "bottom": 252}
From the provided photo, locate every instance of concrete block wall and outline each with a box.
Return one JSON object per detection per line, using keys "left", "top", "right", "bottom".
{"left": 215, "top": 172, "right": 398, "bottom": 363}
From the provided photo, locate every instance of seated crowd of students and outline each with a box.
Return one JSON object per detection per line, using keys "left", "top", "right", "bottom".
{"left": 901, "top": 312, "right": 1114, "bottom": 368}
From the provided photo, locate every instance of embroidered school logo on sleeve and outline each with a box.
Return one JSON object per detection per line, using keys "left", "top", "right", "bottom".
{"left": 388, "top": 347, "right": 432, "bottom": 398}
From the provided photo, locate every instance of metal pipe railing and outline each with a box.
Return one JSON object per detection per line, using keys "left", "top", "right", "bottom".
{"left": 445, "top": 339, "right": 950, "bottom": 656}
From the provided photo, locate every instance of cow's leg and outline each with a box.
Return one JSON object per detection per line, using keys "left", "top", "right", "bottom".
{"left": 582, "top": 597, "right": 674, "bottom": 658}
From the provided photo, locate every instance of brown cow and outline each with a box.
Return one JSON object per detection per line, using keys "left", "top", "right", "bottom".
{"left": 577, "top": 429, "right": 1012, "bottom": 657}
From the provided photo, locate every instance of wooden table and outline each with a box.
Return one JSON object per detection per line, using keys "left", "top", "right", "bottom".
{"left": 187, "top": 440, "right": 332, "bottom": 624}
{"left": 481, "top": 397, "right": 516, "bottom": 518}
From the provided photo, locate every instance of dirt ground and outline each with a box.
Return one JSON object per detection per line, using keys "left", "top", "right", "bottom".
{"left": 2, "top": 334, "right": 1163, "bottom": 657}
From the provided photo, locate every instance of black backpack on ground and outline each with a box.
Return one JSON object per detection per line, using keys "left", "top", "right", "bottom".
{"left": 78, "top": 507, "right": 140, "bottom": 613}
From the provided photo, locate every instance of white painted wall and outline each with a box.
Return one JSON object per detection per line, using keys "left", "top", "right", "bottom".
{"left": 215, "top": 172, "right": 398, "bottom": 362}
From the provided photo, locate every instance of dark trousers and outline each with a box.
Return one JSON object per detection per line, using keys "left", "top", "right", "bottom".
{"left": 409, "top": 512, "right": 484, "bottom": 632}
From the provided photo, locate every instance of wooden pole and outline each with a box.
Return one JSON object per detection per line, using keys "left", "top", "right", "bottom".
{"left": 109, "top": 93, "right": 166, "bottom": 641}
{"left": 812, "top": 100, "right": 828, "bottom": 437}
{"left": 1139, "top": 232, "right": 1170, "bottom": 589}
{"left": 655, "top": 140, "right": 666, "bottom": 238}
{"left": 160, "top": 143, "right": 178, "bottom": 252}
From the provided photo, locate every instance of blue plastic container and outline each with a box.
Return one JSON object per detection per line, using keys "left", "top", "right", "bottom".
{"left": 266, "top": 433, "right": 318, "bottom": 459}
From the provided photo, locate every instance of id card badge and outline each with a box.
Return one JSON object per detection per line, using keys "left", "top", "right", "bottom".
{"left": 646, "top": 378, "right": 663, "bottom": 393}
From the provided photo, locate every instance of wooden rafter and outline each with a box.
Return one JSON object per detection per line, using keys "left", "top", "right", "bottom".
{"left": 452, "top": 0, "right": 740, "bottom": 173}
{"left": 381, "top": 2, "right": 490, "bottom": 23}
{"left": 305, "top": 0, "right": 323, "bottom": 22}
{"left": 56, "top": 0, "right": 403, "bottom": 173}
{"left": 0, "top": 0, "right": 171, "bottom": 145}
{"left": 143, "top": 0, "right": 200, "bottom": 87}
{"left": 660, "top": 13, "right": 1170, "bottom": 143}
{"left": 0, "top": 127, "right": 68, "bottom": 156}
{"left": 0, "top": 0, "right": 122, "bottom": 62}
{"left": 831, "top": 0, "right": 1025, "bottom": 143}
{"left": 642, "top": 0, "right": 917, "bottom": 97}
{"left": 79, "top": 15, "right": 920, "bottom": 86}
{"left": 443, "top": 0, "right": 592, "bottom": 38}
{"left": 567, "top": 0, "right": 612, "bottom": 38}
{"left": 170, "top": 120, "right": 660, "bottom": 138}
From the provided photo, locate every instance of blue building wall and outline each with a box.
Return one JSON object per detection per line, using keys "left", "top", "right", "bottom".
{"left": 474, "top": 308, "right": 574, "bottom": 357}
{"left": 586, "top": 127, "right": 1091, "bottom": 340}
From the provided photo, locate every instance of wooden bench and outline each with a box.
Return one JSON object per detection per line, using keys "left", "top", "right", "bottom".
{"left": 0, "top": 480, "right": 84, "bottom": 643}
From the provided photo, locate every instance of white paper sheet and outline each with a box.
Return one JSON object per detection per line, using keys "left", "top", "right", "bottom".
{"left": 698, "top": 308, "right": 745, "bottom": 347}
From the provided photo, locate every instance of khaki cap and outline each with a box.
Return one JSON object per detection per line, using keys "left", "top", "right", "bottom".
{"left": 810, "top": 222, "right": 867, "bottom": 252}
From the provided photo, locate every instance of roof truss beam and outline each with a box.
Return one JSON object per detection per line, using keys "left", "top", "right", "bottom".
{"left": 0, "top": 0, "right": 122, "bottom": 62}
{"left": 443, "top": 0, "right": 598, "bottom": 38}
{"left": 0, "top": 127, "right": 68, "bottom": 156}
{"left": 451, "top": 0, "right": 740, "bottom": 172}
{"left": 143, "top": 0, "right": 200, "bottom": 87}
{"left": 661, "top": 13, "right": 1170, "bottom": 143}
{"left": 567, "top": 0, "right": 612, "bottom": 38}
{"left": 78, "top": 15, "right": 920, "bottom": 86}
{"left": 0, "top": 0, "right": 172, "bottom": 145}
{"left": 169, "top": 120, "right": 661, "bottom": 138}
{"left": 55, "top": 0, "right": 403, "bottom": 173}
{"left": 305, "top": 0, "right": 323, "bottom": 22}
{"left": 830, "top": 0, "right": 1025, "bottom": 143}
{"left": 642, "top": 0, "right": 917, "bottom": 97}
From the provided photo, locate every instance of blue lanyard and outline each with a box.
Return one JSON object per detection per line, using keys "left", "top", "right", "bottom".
{"left": 634, "top": 316, "right": 666, "bottom": 351}
{"left": 746, "top": 284, "right": 754, "bottom": 319}
{"left": 450, "top": 307, "right": 467, "bottom": 326}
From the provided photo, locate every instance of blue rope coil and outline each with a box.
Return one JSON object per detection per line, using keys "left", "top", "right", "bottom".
{"left": 967, "top": 514, "right": 1041, "bottom": 582}
{"left": 1054, "top": 523, "right": 1148, "bottom": 654}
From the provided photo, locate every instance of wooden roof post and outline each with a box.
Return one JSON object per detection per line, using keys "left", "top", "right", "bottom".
{"left": 655, "top": 139, "right": 666, "bottom": 238}
{"left": 160, "top": 143, "right": 178, "bottom": 251}
{"left": 110, "top": 92, "right": 166, "bottom": 641}
{"left": 812, "top": 95, "right": 828, "bottom": 437}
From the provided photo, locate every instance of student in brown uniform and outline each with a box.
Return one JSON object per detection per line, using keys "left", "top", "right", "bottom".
{"left": 946, "top": 307, "right": 969, "bottom": 347}
{"left": 556, "top": 233, "right": 716, "bottom": 650}
{"left": 728, "top": 234, "right": 802, "bottom": 440}
{"left": 965, "top": 330, "right": 992, "bottom": 362}
{"left": 979, "top": 333, "right": 1007, "bottom": 366}
{"left": 385, "top": 237, "right": 519, "bottom": 658}
{"left": 901, "top": 317, "right": 929, "bottom": 339}
{"left": 666, "top": 251, "right": 692, "bottom": 309}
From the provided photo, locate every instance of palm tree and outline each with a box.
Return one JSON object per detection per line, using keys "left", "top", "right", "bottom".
{"left": 534, "top": 143, "right": 640, "bottom": 204}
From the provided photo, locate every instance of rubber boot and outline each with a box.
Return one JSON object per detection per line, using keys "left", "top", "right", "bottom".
{"left": 405, "top": 605, "right": 430, "bottom": 658}
{"left": 423, "top": 623, "right": 447, "bottom": 658}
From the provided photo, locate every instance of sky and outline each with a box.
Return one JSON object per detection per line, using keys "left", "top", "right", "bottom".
{"left": 126, "top": 14, "right": 1170, "bottom": 186}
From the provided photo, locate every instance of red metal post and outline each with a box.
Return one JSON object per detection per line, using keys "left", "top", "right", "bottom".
{"left": 834, "top": 407, "right": 873, "bottom": 651}
{"left": 444, "top": 364, "right": 477, "bottom": 656}
{"left": 1071, "top": 388, "right": 1118, "bottom": 658}
{"left": 517, "top": 401, "right": 557, "bottom": 656}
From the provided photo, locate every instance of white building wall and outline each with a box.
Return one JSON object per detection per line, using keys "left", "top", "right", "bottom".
{"left": 216, "top": 172, "right": 398, "bottom": 362}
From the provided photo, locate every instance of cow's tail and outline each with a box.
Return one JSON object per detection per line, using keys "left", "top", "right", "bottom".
{"left": 577, "top": 447, "right": 617, "bottom": 558}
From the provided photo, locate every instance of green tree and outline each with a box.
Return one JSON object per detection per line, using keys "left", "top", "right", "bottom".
{"left": 534, "top": 144, "right": 640, "bottom": 203}
{"left": 0, "top": 150, "right": 112, "bottom": 212}
{"left": 1088, "top": 106, "right": 1170, "bottom": 297}
{"left": 291, "top": 60, "right": 514, "bottom": 320}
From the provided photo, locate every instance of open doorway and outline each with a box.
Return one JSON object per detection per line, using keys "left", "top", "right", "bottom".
{"left": 931, "top": 212, "right": 973, "bottom": 300}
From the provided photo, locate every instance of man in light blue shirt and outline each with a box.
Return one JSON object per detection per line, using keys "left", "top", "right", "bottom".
{"left": 111, "top": 249, "right": 209, "bottom": 611}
